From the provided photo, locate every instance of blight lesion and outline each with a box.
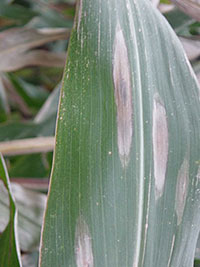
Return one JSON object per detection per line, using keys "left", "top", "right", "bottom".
{"left": 152, "top": 93, "right": 169, "bottom": 200}
{"left": 75, "top": 215, "right": 94, "bottom": 267}
{"left": 113, "top": 23, "right": 133, "bottom": 168}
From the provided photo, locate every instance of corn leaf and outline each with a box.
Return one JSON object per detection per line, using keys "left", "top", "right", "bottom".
{"left": 39, "top": 0, "right": 200, "bottom": 266}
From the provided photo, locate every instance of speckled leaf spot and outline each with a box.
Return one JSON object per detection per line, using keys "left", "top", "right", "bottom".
{"left": 153, "top": 93, "right": 168, "bottom": 200}
{"left": 75, "top": 216, "right": 94, "bottom": 267}
{"left": 113, "top": 23, "right": 133, "bottom": 168}
{"left": 175, "top": 158, "right": 189, "bottom": 225}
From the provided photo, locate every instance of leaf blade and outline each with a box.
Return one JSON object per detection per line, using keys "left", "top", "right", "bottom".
{"left": 39, "top": 0, "right": 200, "bottom": 266}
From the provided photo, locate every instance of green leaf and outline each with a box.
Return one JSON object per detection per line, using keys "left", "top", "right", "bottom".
{"left": 34, "top": 84, "right": 60, "bottom": 124}
{"left": 1, "top": 0, "right": 14, "bottom": 4}
{"left": 160, "top": 0, "right": 171, "bottom": 3}
{"left": 194, "top": 259, "right": 200, "bottom": 267}
{"left": 164, "top": 8, "right": 194, "bottom": 34}
{"left": 29, "top": 7, "right": 73, "bottom": 29}
{"left": 7, "top": 74, "right": 49, "bottom": 110}
{"left": 0, "top": 3, "right": 37, "bottom": 25}
{"left": 0, "top": 121, "right": 56, "bottom": 141}
{"left": 0, "top": 75, "right": 10, "bottom": 122}
{"left": 8, "top": 154, "right": 50, "bottom": 178}
{"left": 0, "top": 154, "right": 21, "bottom": 267}
{"left": 39, "top": 0, "right": 200, "bottom": 266}
{"left": 0, "top": 122, "right": 39, "bottom": 141}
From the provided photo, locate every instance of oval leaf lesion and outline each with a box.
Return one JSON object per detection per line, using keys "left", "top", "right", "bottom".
{"left": 113, "top": 23, "right": 133, "bottom": 168}
{"left": 175, "top": 158, "right": 189, "bottom": 225}
{"left": 153, "top": 93, "right": 169, "bottom": 199}
{"left": 75, "top": 216, "right": 94, "bottom": 267}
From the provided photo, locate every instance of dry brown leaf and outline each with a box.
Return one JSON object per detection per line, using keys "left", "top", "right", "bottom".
{"left": 180, "top": 36, "right": 200, "bottom": 61}
{"left": 0, "top": 27, "right": 70, "bottom": 72}
{"left": 151, "top": 0, "right": 160, "bottom": 7}
{"left": 171, "top": 0, "right": 200, "bottom": 21}
{"left": 158, "top": 4, "right": 175, "bottom": 13}
{"left": 0, "top": 136, "right": 55, "bottom": 156}
{"left": 2, "top": 50, "right": 66, "bottom": 72}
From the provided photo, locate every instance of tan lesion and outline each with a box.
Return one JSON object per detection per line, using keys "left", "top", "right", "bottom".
{"left": 175, "top": 158, "right": 189, "bottom": 225}
{"left": 113, "top": 23, "right": 133, "bottom": 168}
{"left": 75, "top": 215, "right": 94, "bottom": 267}
{"left": 153, "top": 93, "right": 169, "bottom": 199}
